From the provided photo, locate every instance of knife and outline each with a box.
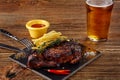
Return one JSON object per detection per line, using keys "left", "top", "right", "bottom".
{"left": 0, "top": 43, "right": 23, "bottom": 52}
{"left": 0, "top": 29, "right": 33, "bottom": 50}
{"left": 0, "top": 43, "right": 31, "bottom": 55}
{"left": 0, "top": 29, "right": 19, "bottom": 41}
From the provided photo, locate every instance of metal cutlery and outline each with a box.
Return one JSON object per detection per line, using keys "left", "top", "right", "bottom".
{"left": 0, "top": 43, "right": 23, "bottom": 52}
{"left": 0, "top": 43, "right": 31, "bottom": 55}
{"left": 0, "top": 29, "right": 33, "bottom": 50}
{"left": 0, "top": 29, "right": 34, "bottom": 79}
{"left": 0, "top": 43, "right": 28, "bottom": 78}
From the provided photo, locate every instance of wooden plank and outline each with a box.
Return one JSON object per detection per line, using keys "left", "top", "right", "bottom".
{"left": 0, "top": 0, "right": 120, "bottom": 79}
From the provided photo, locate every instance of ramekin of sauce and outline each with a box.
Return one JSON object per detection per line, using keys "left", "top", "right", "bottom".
{"left": 26, "top": 19, "right": 50, "bottom": 38}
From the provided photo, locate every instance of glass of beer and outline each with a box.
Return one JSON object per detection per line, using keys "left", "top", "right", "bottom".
{"left": 86, "top": 0, "right": 114, "bottom": 41}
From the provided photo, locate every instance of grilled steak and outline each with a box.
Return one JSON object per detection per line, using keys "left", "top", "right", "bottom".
{"left": 27, "top": 40, "right": 85, "bottom": 68}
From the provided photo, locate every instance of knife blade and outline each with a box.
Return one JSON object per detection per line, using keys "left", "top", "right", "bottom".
{"left": 0, "top": 43, "right": 23, "bottom": 52}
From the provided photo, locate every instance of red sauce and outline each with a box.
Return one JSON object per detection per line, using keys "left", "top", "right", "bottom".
{"left": 31, "top": 24, "right": 45, "bottom": 28}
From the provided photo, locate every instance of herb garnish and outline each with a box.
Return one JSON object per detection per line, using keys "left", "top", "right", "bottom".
{"left": 37, "top": 38, "right": 65, "bottom": 53}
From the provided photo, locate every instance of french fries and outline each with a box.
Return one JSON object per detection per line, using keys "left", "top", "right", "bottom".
{"left": 32, "top": 30, "right": 67, "bottom": 48}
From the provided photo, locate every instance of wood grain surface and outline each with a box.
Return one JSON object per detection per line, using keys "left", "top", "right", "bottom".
{"left": 0, "top": 0, "right": 120, "bottom": 80}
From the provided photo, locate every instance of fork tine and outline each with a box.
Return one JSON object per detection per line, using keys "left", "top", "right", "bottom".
{"left": 20, "top": 40, "right": 29, "bottom": 48}
{"left": 23, "top": 38, "right": 32, "bottom": 44}
{"left": 22, "top": 39, "right": 30, "bottom": 46}
{"left": 26, "top": 39, "right": 33, "bottom": 45}
{"left": 24, "top": 39, "right": 32, "bottom": 46}
{"left": 20, "top": 38, "right": 33, "bottom": 49}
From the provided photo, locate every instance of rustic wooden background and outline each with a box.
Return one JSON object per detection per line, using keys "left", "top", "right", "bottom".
{"left": 0, "top": 0, "right": 120, "bottom": 80}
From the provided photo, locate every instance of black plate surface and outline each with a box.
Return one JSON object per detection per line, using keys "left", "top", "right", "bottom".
{"left": 9, "top": 49, "right": 102, "bottom": 80}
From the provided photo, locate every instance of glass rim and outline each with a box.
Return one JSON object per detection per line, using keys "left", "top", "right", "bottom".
{"left": 86, "top": 0, "right": 114, "bottom": 7}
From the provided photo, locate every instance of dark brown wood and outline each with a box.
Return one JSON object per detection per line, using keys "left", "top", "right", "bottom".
{"left": 0, "top": 0, "right": 120, "bottom": 80}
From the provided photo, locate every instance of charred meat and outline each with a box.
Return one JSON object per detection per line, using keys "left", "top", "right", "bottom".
{"left": 28, "top": 40, "right": 85, "bottom": 69}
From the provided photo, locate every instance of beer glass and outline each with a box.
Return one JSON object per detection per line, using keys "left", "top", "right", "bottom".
{"left": 86, "top": 0, "right": 114, "bottom": 41}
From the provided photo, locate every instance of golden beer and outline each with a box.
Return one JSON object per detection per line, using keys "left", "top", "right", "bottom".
{"left": 86, "top": 0, "right": 113, "bottom": 41}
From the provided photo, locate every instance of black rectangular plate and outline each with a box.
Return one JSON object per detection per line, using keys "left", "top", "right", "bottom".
{"left": 9, "top": 50, "right": 102, "bottom": 80}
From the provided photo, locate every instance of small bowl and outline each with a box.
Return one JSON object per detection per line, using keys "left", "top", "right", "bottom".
{"left": 26, "top": 19, "right": 50, "bottom": 38}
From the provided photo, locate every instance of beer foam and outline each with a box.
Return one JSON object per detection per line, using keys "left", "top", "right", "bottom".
{"left": 86, "top": 0, "right": 113, "bottom": 7}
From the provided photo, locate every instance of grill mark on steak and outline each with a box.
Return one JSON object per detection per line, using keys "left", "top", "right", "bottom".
{"left": 28, "top": 40, "right": 85, "bottom": 68}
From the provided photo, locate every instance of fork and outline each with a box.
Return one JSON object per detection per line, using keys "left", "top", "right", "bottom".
{"left": 0, "top": 29, "right": 33, "bottom": 50}
{"left": 19, "top": 38, "right": 33, "bottom": 50}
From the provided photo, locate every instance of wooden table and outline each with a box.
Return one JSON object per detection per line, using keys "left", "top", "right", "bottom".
{"left": 0, "top": 0, "right": 120, "bottom": 80}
